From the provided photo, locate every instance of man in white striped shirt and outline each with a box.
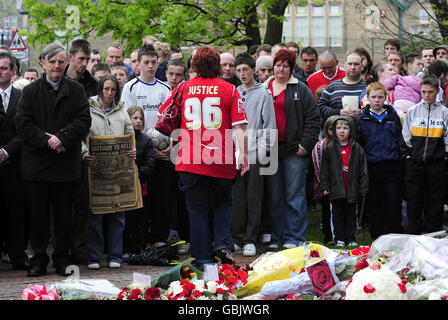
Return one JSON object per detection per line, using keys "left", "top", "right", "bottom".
{"left": 318, "top": 52, "right": 366, "bottom": 122}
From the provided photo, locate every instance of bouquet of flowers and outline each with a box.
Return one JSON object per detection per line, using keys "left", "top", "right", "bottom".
{"left": 164, "top": 279, "right": 237, "bottom": 300}
{"left": 332, "top": 253, "right": 370, "bottom": 282}
{"left": 218, "top": 263, "right": 252, "bottom": 290}
{"left": 116, "top": 283, "right": 163, "bottom": 300}
{"left": 21, "top": 284, "right": 60, "bottom": 300}
{"left": 345, "top": 265, "right": 408, "bottom": 300}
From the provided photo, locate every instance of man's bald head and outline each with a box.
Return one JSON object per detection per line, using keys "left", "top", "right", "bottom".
{"left": 220, "top": 52, "right": 236, "bottom": 80}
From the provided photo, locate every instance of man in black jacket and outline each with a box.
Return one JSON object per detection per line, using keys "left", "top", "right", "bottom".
{"left": 0, "top": 52, "right": 29, "bottom": 270}
{"left": 65, "top": 39, "right": 98, "bottom": 265}
{"left": 16, "top": 44, "right": 92, "bottom": 277}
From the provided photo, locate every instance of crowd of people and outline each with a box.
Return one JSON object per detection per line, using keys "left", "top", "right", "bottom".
{"left": 1, "top": 34, "right": 448, "bottom": 275}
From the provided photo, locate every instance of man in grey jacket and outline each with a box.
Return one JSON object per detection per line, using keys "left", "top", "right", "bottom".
{"left": 232, "top": 53, "right": 277, "bottom": 256}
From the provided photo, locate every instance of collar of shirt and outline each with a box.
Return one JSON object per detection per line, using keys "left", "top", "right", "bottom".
{"left": 45, "top": 75, "right": 63, "bottom": 91}
{"left": 0, "top": 84, "right": 12, "bottom": 105}
{"left": 322, "top": 66, "right": 341, "bottom": 81}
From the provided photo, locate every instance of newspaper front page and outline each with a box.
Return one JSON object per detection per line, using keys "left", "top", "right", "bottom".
{"left": 88, "top": 134, "right": 143, "bottom": 214}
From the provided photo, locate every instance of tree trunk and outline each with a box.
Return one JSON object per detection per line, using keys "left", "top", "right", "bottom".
{"left": 243, "top": 5, "right": 262, "bottom": 49}
{"left": 263, "top": 0, "right": 289, "bottom": 45}
{"left": 429, "top": 0, "right": 448, "bottom": 40}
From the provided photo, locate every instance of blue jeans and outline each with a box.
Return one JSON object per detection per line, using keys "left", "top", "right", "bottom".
{"left": 178, "top": 172, "right": 234, "bottom": 266}
{"left": 87, "top": 212, "right": 125, "bottom": 264}
{"left": 269, "top": 155, "right": 309, "bottom": 246}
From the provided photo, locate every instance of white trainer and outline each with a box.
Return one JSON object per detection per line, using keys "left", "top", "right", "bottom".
{"left": 87, "top": 263, "right": 100, "bottom": 270}
{"left": 108, "top": 262, "right": 121, "bottom": 268}
{"left": 243, "top": 244, "right": 256, "bottom": 256}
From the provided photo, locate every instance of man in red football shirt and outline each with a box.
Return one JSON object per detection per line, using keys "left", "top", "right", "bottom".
{"left": 307, "top": 50, "right": 345, "bottom": 96}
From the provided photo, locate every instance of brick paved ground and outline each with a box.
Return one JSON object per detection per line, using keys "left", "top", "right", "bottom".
{"left": 0, "top": 248, "right": 259, "bottom": 300}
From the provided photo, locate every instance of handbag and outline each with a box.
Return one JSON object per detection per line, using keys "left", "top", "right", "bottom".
{"left": 155, "top": 81, "right": 186, "bottom": 136}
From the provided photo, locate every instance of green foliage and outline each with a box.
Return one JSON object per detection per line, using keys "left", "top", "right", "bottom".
{"left": 22, "top": 0, "right": 297, "bottom": 53}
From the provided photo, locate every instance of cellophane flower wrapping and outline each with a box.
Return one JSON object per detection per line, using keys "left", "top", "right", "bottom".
{"left": 370, "top": 234, "right": 448, "bottom": 284}
{"left": 407, "top": 278, "right": 448, "bottom": 300}
{"left": 345, "top": 265, "right": 408, "bottom": 300}
{"left": 21, "top": 284, "right": 60, "bottom": 300}
{"left": 55, "top": 279, "right": 121, "bottom": 300}
{"left": 236, "top": 243, "right": 339, "bottom": 299}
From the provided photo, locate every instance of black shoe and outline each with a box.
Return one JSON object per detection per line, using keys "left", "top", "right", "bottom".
{"left": 213, "top": 248, "right": 234, "bottom": 265}
{"left": 27, "top": 265, "right": 47, "bottom": 277}
{"left": 12, "top": 259, "right": 30, "bottom": 271}
{"left": 55, "top": 264, "right": 73, "bottom": 276}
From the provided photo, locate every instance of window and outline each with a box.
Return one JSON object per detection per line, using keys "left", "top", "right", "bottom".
{"left": 328, "top": 4, "right": 342, "bottom": 47}
{"left": 420, "top": 9, "right": 429, "bottom": 24}
{"left": 282, "top": 2, "right": 343, "bottom": 48}
{"left": 311, "top": 5, "right": 325, "bottom": 47}
{"left": 295, "top": 5, "right": 309, "bottom": 46}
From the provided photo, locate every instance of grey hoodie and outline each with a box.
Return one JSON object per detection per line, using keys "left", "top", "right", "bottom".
{"left": 236, "top": 82, "right": 277, "bottom": 163}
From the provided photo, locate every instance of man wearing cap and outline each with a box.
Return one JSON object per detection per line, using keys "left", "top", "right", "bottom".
{"left": 434, "top": 45, "right": 448, "bottom": 60}
{"left": 255, "top": 55, "right": 273, "bottom": 84}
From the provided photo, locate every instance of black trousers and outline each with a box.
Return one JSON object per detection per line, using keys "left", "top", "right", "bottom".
{"left": 367, "top": 161, "right": 403, "bottom": 239}
{"left": 0, "top": 166, "right": 28, "bottom": 265}
{"left": 25, "top": 180, "right": 76, "bottom": 267}
{"left": 231, "top": 163, "right": 264, "bottom": 246}
{"left": 330, "top": 198, "right": 357, "bottom": 244}
{"left": 123, "top": 196, "right": 148, "bottom": 254}
{"left": 405, "top": 158, "right": 446, "bottom": 234}
{"left": 148, "top": 159, "right": 178, "bottom": 244}
{"left": 71, "top": 160, "right": 89, "bottom": 261}
{"left": 321, "top": 195, "right": 333, "bottom": 243}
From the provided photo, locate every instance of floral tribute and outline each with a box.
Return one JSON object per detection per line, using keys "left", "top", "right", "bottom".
{"left": 345, "top": 265, "right": 408, "bottom": 300}
{"left": 117, "top": 283, "right": 163, "bottom": 300}
{"left": 165, "top": 280, "right": 237, "bottom": 300}
{"left": 21, "top": 284, "right": 60, "bottom": 300}
{"left": 218, "top": 263, "right": 253, "bottom": 290}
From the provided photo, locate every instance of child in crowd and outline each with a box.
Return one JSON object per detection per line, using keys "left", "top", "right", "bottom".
{"left": 123, "top": 106, "right": 155, "bottom": 258}
{"left": 320, "top": 116, "right": 369, "bottom": 247}
{"left": 357, "top": 82, "right": 403, "bottom": 240}
{"left": 402, "top": 75, "right": 448, "bottom": 234}
{"left": 312, "top": 115, "right": 339, "bottom": 245}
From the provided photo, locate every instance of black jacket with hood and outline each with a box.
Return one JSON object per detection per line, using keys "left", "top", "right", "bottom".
{"left": 320, "top": 116, "right": 369, "bottom": 203}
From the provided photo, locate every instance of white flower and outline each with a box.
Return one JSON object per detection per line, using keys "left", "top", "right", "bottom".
{"left": 168, "top": 281, "right": 184, "bottom": 296}
{"left": 194, "top": 280, "right": 205, "bottom": 291}
{"left": 346, "top": 266, "right": 407, "bottom": 300}
{"left": 207, "top": 281, "right": 217, "bottom": 294}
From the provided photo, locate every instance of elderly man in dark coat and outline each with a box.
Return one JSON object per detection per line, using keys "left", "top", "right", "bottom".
{"left": 15, "top": 43, "right": 92, "bottom": 277}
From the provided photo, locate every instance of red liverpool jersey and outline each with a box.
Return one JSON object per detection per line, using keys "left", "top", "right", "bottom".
{"left": 159, "top": 77, "right": 248, "bottom": 179}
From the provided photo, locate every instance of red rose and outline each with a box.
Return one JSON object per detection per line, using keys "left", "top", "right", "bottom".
{"left": 363, "top": 283, "right": 376, "bottom": 294}
{"left": 355, "top": 258, "right": 369, "bottom": 271}
{"left": 309, "top": 250, "right": 320, "bottom": 258}
{"left": 131, "top": 289, "right": 142, "bottom": 296}
{"left": 146, "top": 287, "right": 160, "bottom": 298}
{"left": 307, "top": 265, "right": 335, "bottom": 295}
